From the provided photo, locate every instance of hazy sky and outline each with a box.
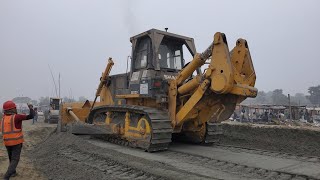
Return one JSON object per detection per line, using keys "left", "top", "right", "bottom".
{"left": 1, "top": 0, "right": 320, "bottom": 103}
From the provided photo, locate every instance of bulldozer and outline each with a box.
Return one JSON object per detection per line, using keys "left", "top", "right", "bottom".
{"left": 60, "top": 29, "right": 257, "bottom": 152}
{"left": 44, "top": 97, "right": 60, "bottom": 124}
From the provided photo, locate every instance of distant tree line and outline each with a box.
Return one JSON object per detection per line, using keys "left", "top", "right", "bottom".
{"left": 10, "top": 96, "right": 89, "bottom": 107}
{"left": 244, "top": 85, "right": 320, "bottom": 106}
{"left": 306, "top": 85, "right": 320, "bottom": 105}
{"left": 8, "top": 85, "right": 320, "bottom": 107}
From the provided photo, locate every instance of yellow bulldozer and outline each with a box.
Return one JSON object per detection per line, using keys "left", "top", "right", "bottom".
{"left": 60, "top": 29, "right": 257, "bottom": 152}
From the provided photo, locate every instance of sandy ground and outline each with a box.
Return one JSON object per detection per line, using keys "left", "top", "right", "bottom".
{"left": 1, "top": 118, "right": 320, "bottom": 179}
{"left": 28, "top": 130, "right": 320, "bottom": 179}
{"left": 220, "top": 123, "right": 320, "bottom": 157}
{"left": 0, "top": 117, "right": 55, "bottom": 180}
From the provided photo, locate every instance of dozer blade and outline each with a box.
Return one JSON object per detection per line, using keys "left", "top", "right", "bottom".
{"left": 70, "top": 123, "right": 113, "bottom": 135}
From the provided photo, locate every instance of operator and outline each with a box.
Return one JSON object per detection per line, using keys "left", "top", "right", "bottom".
{"left": 0, "top": 101, "right": 34, "bottom": 180}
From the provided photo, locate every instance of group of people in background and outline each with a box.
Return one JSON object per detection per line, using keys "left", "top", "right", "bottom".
{"left": 235, "top": 108, "right": 312, "bottom": 123}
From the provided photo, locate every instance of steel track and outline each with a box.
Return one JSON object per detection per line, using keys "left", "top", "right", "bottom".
{"left": 88, "top": 105, "right": 172, "bottom": 152}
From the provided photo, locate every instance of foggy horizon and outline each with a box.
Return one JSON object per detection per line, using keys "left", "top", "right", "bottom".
{"left": 1, "top": 0, "right": 320, "bottom": 104}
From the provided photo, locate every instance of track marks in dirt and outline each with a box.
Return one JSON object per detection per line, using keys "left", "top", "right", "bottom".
{"left": 221, "top": 124, "right": 320, "bottom": 157}
{"left": 32, "top": 132, "right": 210, "bottom": 180}
{"left": 28, "top": 124, "right": 320, "bottom": 180}
{"left": 164, "top": 150, "right": 311, "bottom": 180}
{"left": 215, "top": 145, "right": 320, "bottom": 164}
{"left": 59, "top": 145, "right": 165, "bottom": 180}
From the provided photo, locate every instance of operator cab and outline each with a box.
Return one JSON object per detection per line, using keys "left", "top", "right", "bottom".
{"left": 109, "top": 29, "right": 197, "bottom": 101}
{"left": 130, "top": 29, "right": 197, "bottom": 73}
{"left": 50, "top": 98, "right": 60, "bottom": 110}
{"left": 123, "top": 29, "right": 197, "bottom": 98}
{"left": 134, "top": 37, "right": 184, "bottom": 72}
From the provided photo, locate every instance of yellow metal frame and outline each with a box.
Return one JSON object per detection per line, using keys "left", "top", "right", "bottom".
{"left": 171, "top": 32, "right": 257, "bottom": 132}
{"left": 102, "top": 111, "right": 152, "bottom": 140}
{"left": 176, "top": 79, "right": 210, "bottom": 126}
{"left": 116, "top": 94, "right": 140, "bottom": 99}
{"left": 124, "top": 115, "right": 151, "bottom": 139}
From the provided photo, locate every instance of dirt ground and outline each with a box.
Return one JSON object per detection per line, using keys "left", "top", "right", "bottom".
{"left": 220, "top": 123, "right": 320, "bottom": 157}
{"left": 0, "top": 118, "right": 56, "bottom": 180}
{"left": 27, "top": 127, "right": 320, "bottom": 179}
{"left": 1, "top": 119, "right": 320, "bottom": 179}
{"left": 28, "top": 130, "right": 211, "bottom": 180}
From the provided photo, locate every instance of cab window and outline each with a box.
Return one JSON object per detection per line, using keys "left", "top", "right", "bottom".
{"left": 135, "top": 38, "right": 149, "bottom": 69}
{"left": 159, "top": 42, "right": 183, "bottom": 70}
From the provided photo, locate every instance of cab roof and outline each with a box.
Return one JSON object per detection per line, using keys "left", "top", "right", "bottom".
{"left": 130, "top": 28, "right": 197, "bottom": 56}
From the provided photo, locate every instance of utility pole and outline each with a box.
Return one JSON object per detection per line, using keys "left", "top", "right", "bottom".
{"left": 48, "top": 64, "right": 58, "bottom": 97}
{"left": 58, "top": 73, "right": 61, "bottom": 98}
{"left": 288, "top": 94, "right": 292, "bottom": 121}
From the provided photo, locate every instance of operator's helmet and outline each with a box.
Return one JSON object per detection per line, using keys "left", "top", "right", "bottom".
{"left": 3, "top": 101, "right": 17, "bottom": 110}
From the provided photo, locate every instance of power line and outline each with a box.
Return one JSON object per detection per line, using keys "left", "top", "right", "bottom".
{"left": 48, "top": 64, "right": 58, "bottom": 97}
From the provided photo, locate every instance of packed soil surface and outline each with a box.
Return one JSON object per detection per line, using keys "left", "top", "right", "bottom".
{"left": 220, "top": 123, "right": 320, "bottom": 157}
{"left": 2, "top": 119, "right": 320, "bottom": 179}
{"left": 29, "top": 131, "right": 213, "bottom": 180}
{"left": 30, "top": 131, "right": 320, "bottom": 180}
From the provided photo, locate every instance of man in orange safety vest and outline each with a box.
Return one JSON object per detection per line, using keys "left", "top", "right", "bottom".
{"left": 1, "top": 101, "right": 34, "bottom": 180}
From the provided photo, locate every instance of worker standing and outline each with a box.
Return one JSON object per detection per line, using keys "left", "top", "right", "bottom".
{"left": 0, "top": 101, "right": 34, "bottom": 180}
{"left": 32, "top": 107, "right": 38, "bottom": 124}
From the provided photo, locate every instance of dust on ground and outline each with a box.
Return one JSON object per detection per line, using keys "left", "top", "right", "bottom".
{"left": 29, "top": 130, "right": 210, "bottom": 180}
{"left": 220, "top": 123, "right": 320, "bottom": 157}
{"left": 2, "top": 117, "right": 320, "bottom": 179}
{"left": 0, "top": 118, "right": 56, "bottom": 180}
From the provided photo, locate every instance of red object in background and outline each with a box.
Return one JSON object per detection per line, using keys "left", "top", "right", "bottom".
{"left": 3, "top": 101, "right": 16, "bottom": 110}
